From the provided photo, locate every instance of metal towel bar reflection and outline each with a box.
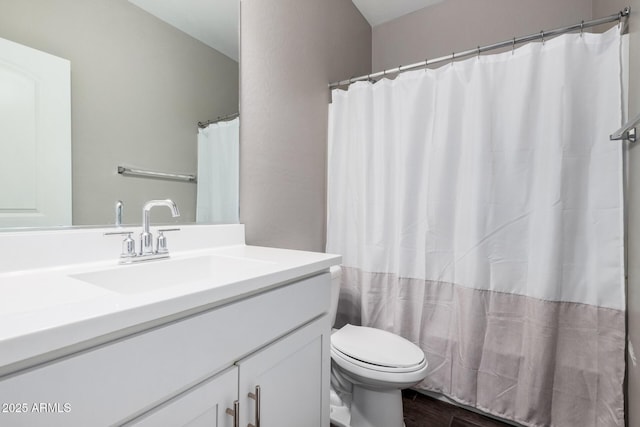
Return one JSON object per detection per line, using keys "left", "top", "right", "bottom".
{"left": 117, "top": 166, "right": 197, "bottom": 183}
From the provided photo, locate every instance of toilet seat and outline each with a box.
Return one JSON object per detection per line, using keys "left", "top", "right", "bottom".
{"left": 331, "top": 325, "right": 426, "bottom": 373}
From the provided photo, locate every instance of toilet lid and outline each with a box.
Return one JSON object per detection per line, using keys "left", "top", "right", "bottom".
{"left": 331, "top": 324, "right": 425, "bottom": 369}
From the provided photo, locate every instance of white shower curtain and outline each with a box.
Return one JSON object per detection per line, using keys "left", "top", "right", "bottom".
{"left": 327, "top": 27, "right": 625, "bottom": 427}
{"left": 196, "top": 117, "right": 239, "bottom": 223}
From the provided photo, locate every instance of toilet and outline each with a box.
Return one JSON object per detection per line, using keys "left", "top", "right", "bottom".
{"left": 328, "top": 266, "right": 428, "bottom": 427}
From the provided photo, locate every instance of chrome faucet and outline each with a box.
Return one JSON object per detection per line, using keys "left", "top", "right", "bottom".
{"left": 105, "top": 199, "right": 181, "bottom": 264}
{"left": 140, "top": 199, "right": 180, "bottom": 255}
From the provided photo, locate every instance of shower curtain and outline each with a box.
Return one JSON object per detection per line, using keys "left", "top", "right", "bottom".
{"left": 327, "top": 27, "right": 625, "bottom": 427}
{"left": 196, "top": 117, "right": 239, "bottom": 223}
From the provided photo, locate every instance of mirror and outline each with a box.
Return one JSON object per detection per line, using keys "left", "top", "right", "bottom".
{"left": 0, "top": 0, "right": 239, "bottom": 228}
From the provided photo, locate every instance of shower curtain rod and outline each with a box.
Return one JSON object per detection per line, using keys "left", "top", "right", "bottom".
{"left": 198, "top": 112, "right": 239, "bottom": 128}
{"left": 329, "top": 7, "right": 630, "bottom": 89}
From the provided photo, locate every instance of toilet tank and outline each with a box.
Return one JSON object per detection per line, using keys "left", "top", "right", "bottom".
{"left": 329, "top": 266, "right": 342, "bottom": 327}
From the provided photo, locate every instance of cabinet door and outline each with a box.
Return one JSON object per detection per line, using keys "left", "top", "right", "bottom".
{"left": 238, "top": 317, "right": 330, "bottom": 427}
{"left": 127, "top": 366, "right": 238, "bottom": 427}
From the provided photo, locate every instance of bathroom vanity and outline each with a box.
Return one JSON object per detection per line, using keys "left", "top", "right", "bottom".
{"left": 0, "top": 225, "right": 340, "bottom": 426}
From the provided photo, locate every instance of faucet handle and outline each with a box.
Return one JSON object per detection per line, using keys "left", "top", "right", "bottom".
{"left": 104, "top": 231, "right": 137, "bottom": 259}
{"left": 156, "top": 228, "right": 180, "bottom": 254}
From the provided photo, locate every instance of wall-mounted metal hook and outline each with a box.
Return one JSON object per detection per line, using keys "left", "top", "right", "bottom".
{"left": 610, "top": 112, "right": 640, "bottom": 143}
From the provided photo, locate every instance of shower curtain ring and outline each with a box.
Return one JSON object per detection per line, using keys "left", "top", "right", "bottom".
{"left": 541, "top": 30, "right": 545, "bottom": 45}
{"left": 451, "top": 52, "right": 455, "bottom": 66}
{"left": 618, "top": 12, "right": 622, "bottom": 28}
{"left": 512, "top": 37, "right": 516, "bottom": 55}
{"left": 580, "top": 20, "right": 584, "bottom": 37}
{"left": 424, "top": 59, "right": 428, "bottom": 72}
{"left": 477, "top": 46, "right": 480, "bottom": 59}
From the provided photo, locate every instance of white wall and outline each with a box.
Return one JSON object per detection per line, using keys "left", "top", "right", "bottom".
{"left": 239, "top": 0, "right": 371, "bottom": 251}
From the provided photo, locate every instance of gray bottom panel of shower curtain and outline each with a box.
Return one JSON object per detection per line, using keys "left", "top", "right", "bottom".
{"left": 335, "top": 266, "right": 625, "bottom": 427}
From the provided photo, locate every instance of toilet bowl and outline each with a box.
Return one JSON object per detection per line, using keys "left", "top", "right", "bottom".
{"left": 329, "top": 267, "right": 428, "bottom": 427}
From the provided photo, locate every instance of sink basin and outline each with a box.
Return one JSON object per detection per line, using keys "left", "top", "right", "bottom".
{"left": 70, "top": 255, "right": 275, "bottom": 294}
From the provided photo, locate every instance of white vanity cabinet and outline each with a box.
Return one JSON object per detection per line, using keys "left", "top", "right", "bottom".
{"left": 237, "top": 317, "right": 328, "bottom": 427}
{"left": 0, "top": 272, "right": 331, "bottom": 427}
{"left": 130, "top": 317, "right": 329, "bottom": 427}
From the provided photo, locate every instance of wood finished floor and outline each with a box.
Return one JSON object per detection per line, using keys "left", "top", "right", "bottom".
{"left": 331, "top": 390, "right": 513, "bottom": 427}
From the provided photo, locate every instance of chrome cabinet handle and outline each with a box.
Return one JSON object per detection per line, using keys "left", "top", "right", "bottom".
{"left": 225, "top": 400, "right": 239, "bottom": 427}
{"left": 247, "top": 385, "right": 261, "bottom": 427}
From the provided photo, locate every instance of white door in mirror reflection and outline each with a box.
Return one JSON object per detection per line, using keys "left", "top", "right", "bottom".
{"left": 0, "top": 37, "right": 71, "bottom": 227}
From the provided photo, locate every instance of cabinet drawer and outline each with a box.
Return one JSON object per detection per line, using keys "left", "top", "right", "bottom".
{"left": 0, "top": 272, "right": 330, "bottom": 426}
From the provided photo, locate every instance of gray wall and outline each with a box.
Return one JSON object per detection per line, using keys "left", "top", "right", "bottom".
{"left": 0, "top": 0, "right": 238, "bottom": 225}
{"left": 240, "top": 0, "right": 640, "bottom": 423}
{"left": 625, "top": 1, "right": 640, "bottom": 423}
{"left": 239, "top": 0, "right": 371, "bottom": 251}
{"left": 372, "top": 0, "right": 592, "bottom": 71}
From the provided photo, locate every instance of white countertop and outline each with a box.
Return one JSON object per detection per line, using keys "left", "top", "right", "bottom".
{"left": 0, "top": 237, "right": 340, "bottom": 375}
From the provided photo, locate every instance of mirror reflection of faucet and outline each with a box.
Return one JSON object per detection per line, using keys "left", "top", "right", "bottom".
{"left": 105, "top": 199, "right": 180, "bottom": 264}
{"left": 115, "top": 200, "right": 124, "bottom": 227}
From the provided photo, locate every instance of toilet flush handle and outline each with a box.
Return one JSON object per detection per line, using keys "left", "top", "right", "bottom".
{"left": 248, "top": 385, "right": 261, "bottom": 427}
